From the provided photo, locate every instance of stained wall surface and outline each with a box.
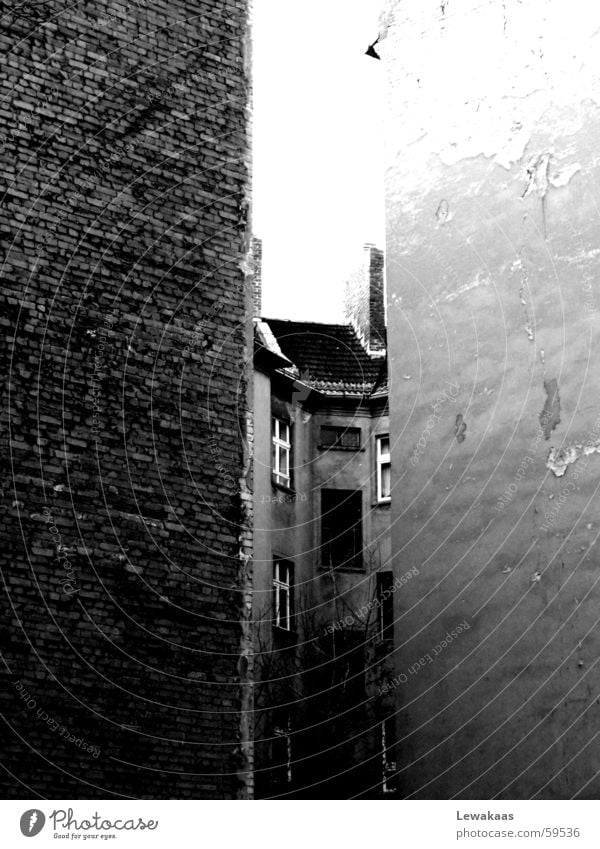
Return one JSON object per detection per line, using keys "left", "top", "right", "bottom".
{"left": 380, "top": 0, "right": 600, "bottom": 798}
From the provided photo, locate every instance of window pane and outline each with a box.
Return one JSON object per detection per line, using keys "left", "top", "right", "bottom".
{"left": 321, "top": 426, "right": 361, "bottom": 449}
{"left": 320, "top": 426, "right": 337, "bottom": 447}
{"left": 280, "top": 587, "right": 289, "bottom": 628}
{"left": 341, "top": 429, "right": 361, "bottom": 449}
{"left": 381, "top": 463, "right": 391, "bottom": 499}
{"left": 379, "top": 436, "right": 390, "bottom": 458}
{"left": 273, "top": 560, "right": 294, "bottom": 629}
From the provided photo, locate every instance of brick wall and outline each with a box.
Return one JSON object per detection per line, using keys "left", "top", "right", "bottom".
{"left": 344, "top": 244, "right": 386, "bottom": 355}
{"left": 0, "top": 0, "right": 253, "bottom": 798}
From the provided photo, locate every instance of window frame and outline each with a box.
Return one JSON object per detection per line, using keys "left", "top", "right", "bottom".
{"left": 273, "top": 558, "right": 295, "bottom": 632}
{"left": 320, "top": 489, "right": 363, "bottom": 571}
{"left": 273, "top": 715, "right": 293, "bottom": 787}
{"left": 376, "top": 434, "right": 391, "bottom": 503}
{"left": 319, "top": 424, "right": 362, "bottom": 451}
{"left": 272, "top": 417, "right": 291, "bottom": 488}
{"left": 381, "top": 717, "right": 397, "bottom": 794}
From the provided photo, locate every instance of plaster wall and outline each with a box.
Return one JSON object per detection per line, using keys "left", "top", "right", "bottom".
{"left": 381, "top": 0, "right": 600, "bottom": 798}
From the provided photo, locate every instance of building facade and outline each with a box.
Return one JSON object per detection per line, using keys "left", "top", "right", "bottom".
{"left": 0, "top": 1, "right": 253, "bottom": 798}
{"left": 380, "top": 0, "right": 600, "bottom": 798}
{"left": 253, "top": 244, "right": 396, "bottom": 798}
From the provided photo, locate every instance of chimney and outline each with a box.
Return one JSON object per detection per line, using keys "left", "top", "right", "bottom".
{"left": 250, "top": 236, "right": 262, "bottom": 317}
{"left": 344, "top": 243, "right": 386, "bottom": 355}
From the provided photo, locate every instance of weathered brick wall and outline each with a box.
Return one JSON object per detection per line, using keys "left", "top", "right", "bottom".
{"left": 344, "top": 244, "right": 386, "bottom": 355}
{"left": 382, "top": 0, "right": 600, "bottom": 798}
{"left": 0, "top": 0, "right": 253, "bottom": 798}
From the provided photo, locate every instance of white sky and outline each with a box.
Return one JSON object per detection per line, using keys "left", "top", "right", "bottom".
{"left": 251, "top": 0, "right": 386, "bottom": 322}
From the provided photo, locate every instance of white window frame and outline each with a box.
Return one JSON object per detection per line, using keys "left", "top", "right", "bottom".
{"left": 272, "top": 417, "right": 291, "bottom": 487}
{"left": 273, "top": 559, "right": 294, "bottom": 631}
{"left": 376, "top": 434, "right": 391, "bottom": 503}
{"left": 381, "top": 718, "right": 396, "bottom": 794}
{"left": 273, "top": 717, "right": 293, "bottom": 785}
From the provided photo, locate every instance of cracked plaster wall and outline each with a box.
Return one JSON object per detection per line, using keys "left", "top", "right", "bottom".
{"left": 381, "top": 0, "right": 600, "bottom": 799}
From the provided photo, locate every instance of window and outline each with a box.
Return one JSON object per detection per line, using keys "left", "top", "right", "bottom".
{"left": 381, "top": 717, "right": 397, "bottom": 794}
{"left": 321, "top": 489, "right": 362, "bottom": 570}
{"left": 272, "top": 713, "right": 293, "bottom": 788}
{"left": 376, "top": 572, "right": 394, "bottom": 641}
{"left": 273, "top": 558, "right": 294, "bottom": 631}
{"left": 376, "top": 434, "right": 391, "bottom": 502}
{"left": 320, "top": 425, "right": 361, "bottom": 450}
{"left": 272, "top": 418, "right": 291, "bottom": 487}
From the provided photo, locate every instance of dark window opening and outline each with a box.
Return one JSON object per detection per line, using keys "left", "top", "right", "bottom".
{"left": 321, "top": 489, "right": 363, "bottom": 570}
{"left": 320, "top": 425, "right": 361, "bottom": 450}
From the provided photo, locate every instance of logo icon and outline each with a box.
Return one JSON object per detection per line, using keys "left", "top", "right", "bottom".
{"left": 292, "top": 369, "right": 312, "bottom": 406}
{"left": 20, "top": 810, "right": 45, "bottom": 837}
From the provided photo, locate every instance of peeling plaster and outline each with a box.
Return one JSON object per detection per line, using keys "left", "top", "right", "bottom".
{"left": 514, "top": 257, "right": 535, "bottom": 340}
{"left": 549, "top": 162, "right": 582, "bottom": 188}
{"left": 379, "top": 1, "right": 600, "bottom": 173}
{"left": 522, "top": 152, "right": 550, "bottom": 237}
{"left": 522, "top": 153, "right": 550, "bottom": 199}
{"left": 546, "top": 441, "right": 600, "bottom": 477}
{"left": 435, "top": 199, "right": 450, "bottom": 224}
{"left": 437, "top": 272, "right": 490, "bottom": 304}
{"left": 539, "top": 378, "right": 561, "bottom": 439}
{"left": 454, "top": 414, "right": 467, "bottom": 443}
{"left": 519, "top": 154, "right": 582, "bottom": 237}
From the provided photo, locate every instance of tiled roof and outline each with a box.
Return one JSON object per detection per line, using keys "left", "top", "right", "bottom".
{"left": 263, "top": 319, "right": 385, "bottom": 395}
{"left": 254, "top": 319, "right": 293, "bottom": 369}
{"left": 370, "top": 356, "right": 389, "bottom": 398}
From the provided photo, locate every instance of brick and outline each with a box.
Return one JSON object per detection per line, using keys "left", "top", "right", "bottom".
{"left": 0, "top": 0, "right": 253, "bottom": 800}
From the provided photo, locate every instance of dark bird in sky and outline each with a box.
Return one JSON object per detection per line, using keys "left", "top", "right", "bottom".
{"left": 365, "top": 36, "right": 381, "bottom": 59}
